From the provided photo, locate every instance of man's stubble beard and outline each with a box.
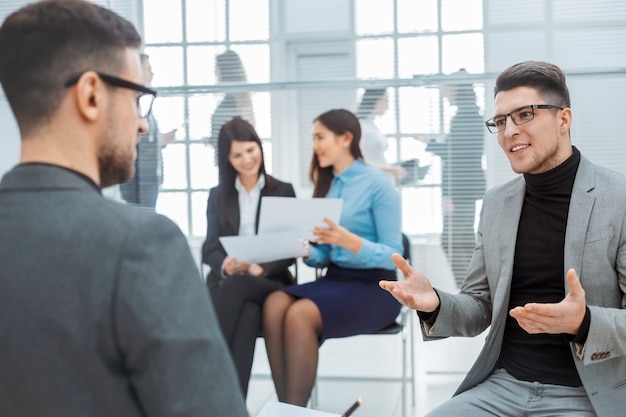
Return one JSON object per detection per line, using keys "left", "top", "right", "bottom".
{"left": 98, "top": 111, "right": 136, "bottom": 188}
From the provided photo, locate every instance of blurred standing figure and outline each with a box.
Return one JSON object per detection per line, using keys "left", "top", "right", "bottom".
{"left": 207, "top": 50, "right": 255, "bottom": 164}
{"left": 0, "top": 1, "right": 247, "bottom": 416}
{"left": 424, "top": 70, "right": 486, "bottom": 287}
{"left": 202, "top": 117, "right": 296, "bottom": 398}
{"left": 120, "top": 53, "right": 175, "bottom": 209}
{"left": 356, "top": 88, "right": 405, "bottom": 179}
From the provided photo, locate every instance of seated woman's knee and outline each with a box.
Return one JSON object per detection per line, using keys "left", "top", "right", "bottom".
{"left": 264, "top": 291, "right": 293, "bottom": 314}
{"left": 285, "top": 299, "right": 322, "bottom": 329}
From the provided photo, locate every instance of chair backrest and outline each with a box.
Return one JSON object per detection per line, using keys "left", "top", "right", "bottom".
{"left": 401, "top": 233, "right": 411, "bottom": 264}
{"left": 289, "top": 260, "right": 299, "bottom": 284}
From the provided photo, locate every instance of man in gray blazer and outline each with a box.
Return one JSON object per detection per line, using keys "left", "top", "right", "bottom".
{"left": 0, "top": 1, "right": 248, "bottom": 416}
{"left": 381, "top": 61, "right": 626, "bottom": 416}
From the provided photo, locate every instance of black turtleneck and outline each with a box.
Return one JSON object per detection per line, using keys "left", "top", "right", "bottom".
{"left": 497, "top": 146, "right": 583, "bottom": 386}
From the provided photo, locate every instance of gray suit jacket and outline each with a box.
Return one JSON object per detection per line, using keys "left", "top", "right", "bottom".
{"left": 0, "top": 164, "right": 248, "bottom": 417}
{"left": 422, "top": 156, "right": 626, "bottom": 417}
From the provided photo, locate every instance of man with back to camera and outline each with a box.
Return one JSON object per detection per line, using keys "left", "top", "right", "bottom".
{"left": 380, "top": 61, "right": 626, "bottom": 416}
{"left": 0, "top": 1, "right": 248, "bottom": 416}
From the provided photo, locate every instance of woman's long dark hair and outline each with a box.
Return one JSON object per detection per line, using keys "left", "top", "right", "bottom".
{"left": 216, "top": 117, "right": 266, "bottom": 201}
{"left": 309, "top": 109, "right": 362, "bottom": 197}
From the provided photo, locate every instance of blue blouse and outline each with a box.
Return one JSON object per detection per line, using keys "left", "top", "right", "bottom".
{"left": 304, "top": 159, "right": 402, "bottom": 271}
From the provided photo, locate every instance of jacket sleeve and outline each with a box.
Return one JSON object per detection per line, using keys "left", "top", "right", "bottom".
{"left": 574, "top": 202, "right": 626, "bottom": 365}
{"left": 421, "top": 187, "right": 495, "bottom": 339}
{"left": 201, "top": 188, "right": 226, "bottom": 276}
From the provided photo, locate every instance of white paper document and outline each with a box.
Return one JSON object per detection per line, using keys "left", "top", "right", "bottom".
{"left": 256, "top": 401, "right": 339, "bottom": 417}
{"left": 219, "top": 232, "right": 307, "bottom": 264}
{"left": 258, "top": 197, "right": 343, "bottom": 241}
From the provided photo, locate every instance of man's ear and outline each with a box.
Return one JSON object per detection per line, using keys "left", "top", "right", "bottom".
{"left": 72, "top": 71, "right": 103, "bottom": 123}
{"left": 560, "top": 107, "right": 572, "bottom": 133}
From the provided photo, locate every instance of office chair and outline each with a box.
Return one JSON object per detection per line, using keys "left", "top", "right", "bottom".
{"left": 310, "top": 233, "right": 415, "bottom": 417}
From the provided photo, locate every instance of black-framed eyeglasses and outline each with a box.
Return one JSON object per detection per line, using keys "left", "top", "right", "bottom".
{"left": 64, "top": 71, "right": 157, "bottom": 118}
{"left": 485, "top": 104, "right": 564, "bottom": 134}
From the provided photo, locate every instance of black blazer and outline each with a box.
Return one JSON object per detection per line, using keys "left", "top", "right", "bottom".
{"left": 202, "top": 174, "right": 296, "bottom": 290}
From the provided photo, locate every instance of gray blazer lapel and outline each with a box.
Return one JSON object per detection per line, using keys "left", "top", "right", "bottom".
{"left": 455, "top": 178, "right": 525, "bottom": 393}
{"left": 564, "top": 157, "right": 596, "bottom": 290}
{"left": 493, "top": 178, "right": 525, "bottom": 292}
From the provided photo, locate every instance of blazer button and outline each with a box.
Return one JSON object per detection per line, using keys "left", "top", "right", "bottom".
{"left": 591, "top": 353, "right": 599, "bottom": 360}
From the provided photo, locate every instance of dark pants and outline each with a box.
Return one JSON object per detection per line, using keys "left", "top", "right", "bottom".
{"left": 210, "top": 274, "right": 285, "bottom": 397}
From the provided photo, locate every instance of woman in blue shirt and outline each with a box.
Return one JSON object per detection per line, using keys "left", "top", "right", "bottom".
{"left": 263, "top": 109, "right": 403, "bottom": 406}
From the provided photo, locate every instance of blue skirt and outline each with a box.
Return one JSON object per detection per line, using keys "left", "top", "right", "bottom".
{"left": 281, "top": 264, "right": 401, "bottom": 344}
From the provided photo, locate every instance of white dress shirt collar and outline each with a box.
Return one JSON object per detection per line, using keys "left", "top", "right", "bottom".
{"left": 235, "top": 174, "right": 266, "bottom": 236}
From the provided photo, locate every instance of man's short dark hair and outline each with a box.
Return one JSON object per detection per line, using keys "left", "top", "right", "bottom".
{"left": 0, "top": 0, "right": 142, "bottom": 136}
{"left": 494, "top": 61, "right": 571, "bottom": 108}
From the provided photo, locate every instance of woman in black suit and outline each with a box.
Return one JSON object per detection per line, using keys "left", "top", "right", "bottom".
{"left": 201, "top": 117, "right": 296, "bottom": 397}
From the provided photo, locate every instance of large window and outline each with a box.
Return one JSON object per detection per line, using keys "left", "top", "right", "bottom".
{"left": 142, "top": 0, "right": 488, "bottom": 240}
{"left": 136, "top": 0, "right": 626, "bottom": 289}
{"left": 0, "top": 0, "right": 624, "bottom": 287}
{"left": 142, "top": 0, "right": 270, "bottom": 236}
{"left": 354, "top": 0, "right": 485, "bottom": 241}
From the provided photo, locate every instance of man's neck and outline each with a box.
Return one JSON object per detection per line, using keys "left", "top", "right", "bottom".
{"left": 20, "top": 136, "right": 100, "bottom": 186}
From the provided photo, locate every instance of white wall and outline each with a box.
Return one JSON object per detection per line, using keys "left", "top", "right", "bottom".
{"left": 270, "top": 0, "right": 354, "bottom": 194}
{"left": 281, "top": 0, "right": 351, "bottom": 34}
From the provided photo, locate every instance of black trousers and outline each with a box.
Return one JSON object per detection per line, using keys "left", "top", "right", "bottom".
{"left": 210, "top": 274, "right": 285, "bottom": 397}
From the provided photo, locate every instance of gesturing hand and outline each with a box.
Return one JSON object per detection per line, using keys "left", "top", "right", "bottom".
{"left": 379, "top": 253, "right": 440, "bottom": 313}
{"left": 509, "top": 268, "right": 587, "bottom": 335}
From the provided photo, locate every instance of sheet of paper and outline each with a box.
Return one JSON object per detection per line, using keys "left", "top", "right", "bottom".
{"left": 219, "top": 232, "right": 307, "bottom": 264}
{"left": 258, "top": 197, "right": 343, "bottom": 241}
{"left": 256, "top": 401, "right": 339, "bottom": 417}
